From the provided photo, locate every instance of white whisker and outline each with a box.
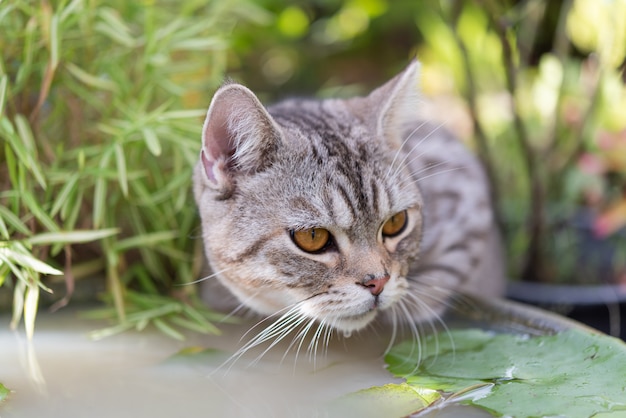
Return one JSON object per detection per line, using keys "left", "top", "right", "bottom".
{"left": 385, "top": 121, "right": 429, "bottom": 180}
{"left": 179, "top": 266, "right": 235, "bottom": 285}
{"left": 220, "top": 288, "right": 264, "bottom": 323}
{"left": 411, "top": 166, "right": 465, "bottom": 184}
{"left": 216, "top": 304, "right": 304, "bottom": 373}
{"left": 284, "top": 316, "right": 317, "bottom": 368}
{"left": 387, "top": 122, "right": 447, "bottom": 183}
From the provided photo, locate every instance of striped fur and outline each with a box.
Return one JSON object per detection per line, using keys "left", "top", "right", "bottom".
{"left": 193, "top": 61, "right": 504, "bottom": 345}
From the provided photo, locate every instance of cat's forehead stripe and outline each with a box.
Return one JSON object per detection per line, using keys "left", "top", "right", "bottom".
{"left": 270, "top": 100, "right": 409, "bottom": 230}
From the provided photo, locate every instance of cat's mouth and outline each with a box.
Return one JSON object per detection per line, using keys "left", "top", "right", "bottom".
{"left": 323, "top": 299, "right": 389, "bottom": 332}
{"left": 300, "top": 289, "right": 397, "bottom": 333}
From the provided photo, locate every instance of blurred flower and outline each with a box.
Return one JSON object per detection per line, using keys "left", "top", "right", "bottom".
{"left": 577, "top": 128, "right": 626, "bottom": 237}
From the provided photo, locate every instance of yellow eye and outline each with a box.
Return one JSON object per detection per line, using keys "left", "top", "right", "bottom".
{"left": 382, "top": 211, "right": 407, "bottom": 237}
{"left": 291, "top": 228, "right": 331, "bottom": 253}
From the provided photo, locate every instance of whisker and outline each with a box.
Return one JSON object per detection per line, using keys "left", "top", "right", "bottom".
{"left": 384, "top": 304, "right": 401, "bottom": 355}
{"left": 411, "top": 166, "right": 465, "bottom": 184}
{"left": 251, "top": 311, "right": 310, "bottom": 367}
{"left": 387, "top": 122, "right": 447, "bottom": 183}
{"left": 220, "top": 288, "right": 264, "bottom": 323}
{"left": 284, "top": 316, "right": 317, "bottom": 368}
{"left": 216, "top": 304, "right": 304, "bottom": 372}
{"left": 178, "top": 266, "right": 234, "bottom": 285}
{"left": 385, "top": 121, "right": 429, "bottom": 180}
{"left": 404, "top": 289, "right": 456, "bottom": 367}
{"left": 395, "top": 298, "right": 423, "bottom": 373}
{"left": 321, "top": 320, "right": 334, "bottom": 360}
{"left": 308, "top": 320, "right": 328, "bottom": 369}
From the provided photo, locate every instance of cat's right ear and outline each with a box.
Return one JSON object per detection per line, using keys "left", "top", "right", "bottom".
{"left": 200, "top": 83, "right": 282, "bottom": 197}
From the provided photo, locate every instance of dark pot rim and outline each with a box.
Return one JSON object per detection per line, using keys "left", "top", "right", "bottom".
{"left": 506, "top": 281, "right": 626, "bottom": 306}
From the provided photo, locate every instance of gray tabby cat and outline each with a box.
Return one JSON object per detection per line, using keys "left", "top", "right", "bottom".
{"left": 193, "top": 61, "right": 504, "bottom": 345}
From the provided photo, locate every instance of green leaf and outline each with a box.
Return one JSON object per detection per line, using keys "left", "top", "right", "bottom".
{"left": 66, "top": 63, "right": 118, "bottom": 91}
{"left": 49, "top": 13, "right": 60, "bottom": 69}
{"left": 0, "top": 246, "right": 62, "bottom": 276}
{"left": 0, "top": 74, "right": 7, "bottom": 116}
{"left": 0, "top": 382, "right": 10, "bottom": 402}
{"left": 27, "top": 228, "right": 120, "bottom": 245}
{"left": 171, "top": 37, "right": 226, "bottom": 51}
{"left": 49, "top": 174, "right": 79, "bottom": 218}
{"left": 95, "top": 8, "right": 135, "bottom": 48}
{"left": 114, "top": 142, "right": 128, "bottom": 197}
{"left": 93, "top": 150, "right": 112, "bottom": 229}
{"left": 8, "top": 115, "right": 47, "bottom": 189}
{"left": 0, "top": 204, "right": 30, "bottom": 236}
{"left": 24, "top": 283, "right": 39, "bottom": 340}
{"left": 384, "top": 329, "right": 626, "bottom": 418}
{"left": 88, "top": 322, "right": 136, "bottom": 341}
{"left": 153, "top": 318, "right": 185, "bottom": 341}
{"left": 332, "top": 383, "right": 440, "bottom": 417}
{"left": 20, "top": 192, "right": 58, "bottom": 232}
{"left": 141, "top": 127, "right": 161, "bottom": 156}
{"left": 112, "top": 230, "right": 178, "bottom": 252}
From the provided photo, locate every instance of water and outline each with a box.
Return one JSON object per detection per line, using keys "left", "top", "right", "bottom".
{"left": 0, "top": 309, "right": 408, "bottom": 417}
{"left": 2, "top": 299, "right": 564, "bottom": 418}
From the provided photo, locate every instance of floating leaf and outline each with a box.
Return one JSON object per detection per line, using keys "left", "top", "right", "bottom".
{"left": 332, "top": 383, "right": 440, "bottom": 418}
{"left": 383, "top": 329, "right": 626, "bottom": 418}
{"left": 0, "top": 383, "right": 10, "bottom": 402}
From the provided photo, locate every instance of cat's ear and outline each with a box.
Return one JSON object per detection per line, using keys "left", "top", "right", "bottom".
{"left": 368, "top": 60, "right": 421, "bottom": 148}
{"left": 199, "top": 83, "right": 282, "bottom": 196}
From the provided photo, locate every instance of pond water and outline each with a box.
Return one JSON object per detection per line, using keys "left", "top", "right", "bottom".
{"left": 0, "top": 299, "right": 571, "bottom": 417}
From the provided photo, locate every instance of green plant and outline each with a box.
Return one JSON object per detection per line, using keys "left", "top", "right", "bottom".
{"left": 406, "top": 0, "right": 626, "bottom": 284}
{"left": 0, "top": 0, "right": 268, "bottom": 338}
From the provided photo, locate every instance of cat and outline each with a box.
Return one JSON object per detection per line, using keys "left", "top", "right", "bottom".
{"left": 193, "top": 60, "right": 504, "bottom": 347}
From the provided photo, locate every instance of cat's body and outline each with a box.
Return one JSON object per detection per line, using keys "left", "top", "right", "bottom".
{"left": 193, "top": 61, "right": 504, "bottom": 337}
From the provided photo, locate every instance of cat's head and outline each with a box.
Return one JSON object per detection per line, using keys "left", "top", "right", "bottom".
{"left": 194, "top": 61, "right": 425, "bottom": 333}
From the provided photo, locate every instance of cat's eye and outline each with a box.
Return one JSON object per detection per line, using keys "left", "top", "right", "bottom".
{"left": 291, "top": 228, "right": 331, "bottom": 253}
{"left": 382, "top": 210, "right": 408, "bottom": 237}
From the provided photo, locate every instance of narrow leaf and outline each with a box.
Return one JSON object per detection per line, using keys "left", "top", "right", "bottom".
{"left": 171, "top": 37, "right": 226, "bottom": 51}
{"left": 0, "top": 247, "right": 63, "bottom": 276}
{"left": 153, "top": 318, "right": 185, "bottom": 341}
{"left": 0, "top": 205, "right": 30, "bottom": 236}
{"left": 50, "top": 173, "right": 79, "bottom": 217}
{"left": 113, "top": 230, "right": 178, "bottom": 252}
{"left": 0, "top": 74, "right": 7, "bottom": 116}
{"left": 49, "top": 13, "right": 60, "bottom": 69}
{"left": 24, "top": 284, "right": 40, "bottom": 340}
{"left": 66, "top": 63, "right": 118, "bottom": 91}
{"left": 21, "top": 192, "right": 58, "bottom": 232}
{"left": 114, "top": 142, "right": 128, "bottom": 197}
{"left": 141, "top": 127, "right": 161, "bottom": 156}
{"left": 13, "top": 116, "right": 47, "bottom": 189}
{"left": 27, "top": 228, "right": 120, "bottom": 245}
{"left": 10, "top": 279, "right": 26, "bottom": 331}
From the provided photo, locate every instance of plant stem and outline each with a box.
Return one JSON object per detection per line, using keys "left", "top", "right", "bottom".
{"left": 479, "top": 0, "right": 547, "bottom": 281}
{"left": 447, "top": 1, "right": 504, "bottom": 232}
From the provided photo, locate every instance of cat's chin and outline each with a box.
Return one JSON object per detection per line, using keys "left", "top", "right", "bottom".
{"left": 322, "top": 311, "right": 379, "bottom": 334}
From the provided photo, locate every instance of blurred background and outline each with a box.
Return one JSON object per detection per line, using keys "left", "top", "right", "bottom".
{"left": 1, "top": 0, "right": 626, "bottom": 338}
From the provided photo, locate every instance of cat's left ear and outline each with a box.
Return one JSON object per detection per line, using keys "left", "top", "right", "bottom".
{"left": 366, "top": 60, "right": 422, "bottom": 148}
{"left": 199, "top": 83, "right": 282, "bottom": 197}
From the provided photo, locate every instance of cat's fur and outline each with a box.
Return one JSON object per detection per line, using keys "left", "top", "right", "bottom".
{"left": 193, "top": 61, "right": 504, "bottom": 337}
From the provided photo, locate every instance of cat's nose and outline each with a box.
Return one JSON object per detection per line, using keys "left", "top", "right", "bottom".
{"left": 360, "top": 274, "right": 390, "bottom": 296}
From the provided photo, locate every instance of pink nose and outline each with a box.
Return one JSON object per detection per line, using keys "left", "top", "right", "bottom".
{"left": 361, "top": 275, "right": 390, "bottom": 296}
